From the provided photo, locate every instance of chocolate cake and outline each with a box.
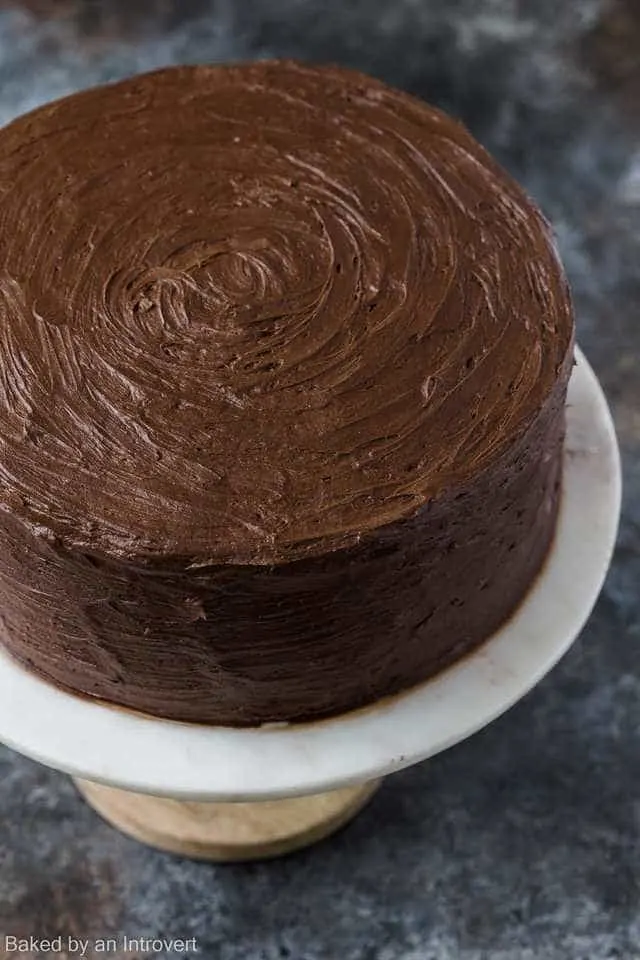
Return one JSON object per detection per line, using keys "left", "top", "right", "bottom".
{"left": 0, "top": 62, "right": 574, "bottom": 725}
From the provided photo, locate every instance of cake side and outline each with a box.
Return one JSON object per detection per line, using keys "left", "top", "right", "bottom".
{"left": 0, "top": 347, "right": 571, "bottom": 725}
{"left": 0, "top": 61, "right": 575, "bottom": 724}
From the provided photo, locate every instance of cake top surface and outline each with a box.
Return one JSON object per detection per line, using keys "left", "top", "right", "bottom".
{"left": 0, "top": 61, "right": 573, "bottom": 563}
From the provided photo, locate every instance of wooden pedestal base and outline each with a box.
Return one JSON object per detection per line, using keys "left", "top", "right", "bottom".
{"left": 75, "top": 778, "right": 381, "bottom": 861}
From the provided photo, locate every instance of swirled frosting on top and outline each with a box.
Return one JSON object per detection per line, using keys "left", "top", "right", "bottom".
{"left": 0, "top": 61, "right": 572, "bottom": 565}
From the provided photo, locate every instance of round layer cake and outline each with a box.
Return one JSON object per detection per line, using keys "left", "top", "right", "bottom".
{"left": 0, "top": 62, "right": 574, "bottom": 725}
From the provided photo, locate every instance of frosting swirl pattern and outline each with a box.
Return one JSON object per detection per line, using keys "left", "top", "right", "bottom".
{"left": 0, "top": 62, "right": 571, "bottom": 561}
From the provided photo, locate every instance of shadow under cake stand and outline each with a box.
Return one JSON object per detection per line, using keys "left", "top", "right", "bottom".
{"left": 0, "top": 348, "right": 621, "bottom": 860}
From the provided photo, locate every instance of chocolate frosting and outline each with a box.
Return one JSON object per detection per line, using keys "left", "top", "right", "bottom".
{"left": 0, "top": 62, "right": 574, "bottom": 725}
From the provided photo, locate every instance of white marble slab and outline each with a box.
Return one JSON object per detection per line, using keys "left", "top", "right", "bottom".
{"left": 0, "top": 347, "right": 621, "bottom": 801}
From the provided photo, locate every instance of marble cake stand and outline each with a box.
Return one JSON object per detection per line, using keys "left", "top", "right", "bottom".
{"left": 0, "top": 348, "right": 621, "bottom": 860}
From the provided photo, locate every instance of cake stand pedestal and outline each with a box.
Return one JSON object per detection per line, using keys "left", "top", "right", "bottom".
{"left": 0, "top": 350, "right": 621, "bottom": 861}
{"left": 74, "top": 778, "right": 382, "bottom": 860}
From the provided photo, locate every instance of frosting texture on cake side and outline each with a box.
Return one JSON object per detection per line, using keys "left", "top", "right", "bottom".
{"left": 0, "top": 61, "right": 574, "bottom": 724}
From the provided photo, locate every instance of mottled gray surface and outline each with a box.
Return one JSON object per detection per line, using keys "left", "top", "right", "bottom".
{"left": 0, "top": 2, "right": 639, "bottom": 958}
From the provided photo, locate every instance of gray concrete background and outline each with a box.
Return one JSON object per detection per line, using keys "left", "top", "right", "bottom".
{"left": 0, "top": 2, "right": 638, "bottom": 957}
